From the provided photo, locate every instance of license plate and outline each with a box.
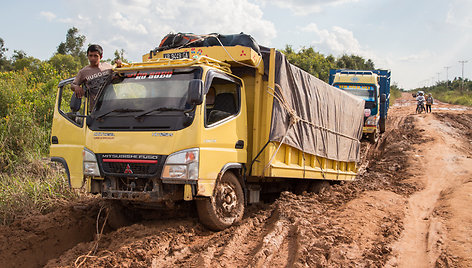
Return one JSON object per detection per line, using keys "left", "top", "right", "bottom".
{"left": 163, "top": 52, "right": 190, "bottom": 60}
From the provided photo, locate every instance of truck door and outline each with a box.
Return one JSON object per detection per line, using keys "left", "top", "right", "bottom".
{"left": 200, "top": 73, "right": 247, "bottom": 181}
{"left": 50, "top": 78, "right": 86, "bottom": 188}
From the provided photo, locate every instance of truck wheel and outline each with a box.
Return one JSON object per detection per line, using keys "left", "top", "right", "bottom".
{"left": 368, "top": 130, "right": 379, "bottom": 144}
{"left": 196, "top": 172, "right": 245, "bottom": 231}
{"left": 310, "top": 180, "right": 330, "bottom": 194}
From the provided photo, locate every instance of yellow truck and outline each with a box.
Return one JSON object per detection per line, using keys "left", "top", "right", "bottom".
{"left": 50, "top": 33, "right": 364, "bottom": 230}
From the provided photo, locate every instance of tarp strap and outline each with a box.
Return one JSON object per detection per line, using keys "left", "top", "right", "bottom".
{"left": 263, "top": 84, "right": 321, "bottom": 178}
{"left": 264, "top": 83, "right": 362, "bottom": 178}
{"left": 268, "top": 84, "right": 361, "bottom": 143}
{"left": 263, "top": 123, "right": 294, "bottom": 173}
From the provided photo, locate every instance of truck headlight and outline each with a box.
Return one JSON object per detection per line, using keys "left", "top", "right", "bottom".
{"left": 162, "top": 148, "right": 199, "bottom": 182}
{"left": 365, "top": 116, "right": 377, "bottom": 126}
{"left": 83, "top": 148, "right": 100, "bottom": 176}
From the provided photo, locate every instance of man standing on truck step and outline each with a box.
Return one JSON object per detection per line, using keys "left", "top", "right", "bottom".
{"left": 71, "top": 44, "right": 121, "bottom": 108}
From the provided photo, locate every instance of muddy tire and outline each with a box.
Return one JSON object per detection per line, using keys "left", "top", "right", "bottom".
{"left": 196, "top": 172, "right": 245, "bottom": 231}
{"left": 310, "top": 180, "right": 330, "bottom": 194}
{"left": 368, "top": 130, "right": 379, "bottom": 144}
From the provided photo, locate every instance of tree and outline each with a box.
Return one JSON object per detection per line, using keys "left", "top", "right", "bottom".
{"left": 280, "top": 45, "right": 376, "bottom": 83}
{"left": 12, "top": 50, "right": 27, "bottom": 61}
{"left": 0, "top": 37, "right": 12, "bottom": 71}
{"left": 113, "top": 49, "right": 126, "bottom": 62}
{"left": 56, "top": 27, "right": 87, "bottom": 65}
{"left": 48, "top": 54, "right": 82, "bottom": 75}
{"left": 13, "top": 57, "right": 41, "bottom": 71}
{"left": 0, "top": 38, "right": 7, "bottom": 58}
{"left": 105, "top": 49, "right": 128, "bottom": 64}
{"left": 8, "top": 50, "right": 41, "bottom": 71}
{"left": 335, "top": 54, "right": 375, "bottom": 70}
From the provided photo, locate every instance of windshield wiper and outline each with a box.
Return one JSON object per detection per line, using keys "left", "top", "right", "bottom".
{"left": 95, "top": 108, "right": 144, "bottom": 120}
{"left": 134, "top": 107, "right": 186, "bottom": 119}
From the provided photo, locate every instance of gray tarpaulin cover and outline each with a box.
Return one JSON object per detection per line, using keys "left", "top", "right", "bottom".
{"left": 262, "top": 48, "right": 365, "bottom": 163}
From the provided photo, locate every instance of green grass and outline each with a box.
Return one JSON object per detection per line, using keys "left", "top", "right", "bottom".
{"left": 389, "top": 86, "right": 402, "bottom": 107}
{"left": 415, "top": 80, "right": 472, "bottom": 107}
{"left": 432, "top": 90, "right": 472, "bottom": 106}
{"left": 0, "top": 160, "right": 77, "bottom": 225}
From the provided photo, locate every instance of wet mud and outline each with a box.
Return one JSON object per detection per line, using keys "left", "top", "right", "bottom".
{"left": 2, "top": 95, "right": 471, "bottom": 267}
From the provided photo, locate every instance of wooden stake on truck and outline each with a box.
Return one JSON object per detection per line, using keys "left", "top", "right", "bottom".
{"left": 50, "top": 33, "right": 364, "bottom": 230}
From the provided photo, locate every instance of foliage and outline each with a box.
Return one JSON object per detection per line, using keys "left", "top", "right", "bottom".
{"left": 0, "top": 65, "right": 66, "bottom": 171}
{"left": 113, "top": 48, "right": 127, "bottom": 62}
{"left": 280, "top": 45, "right": 376, "bottom": 83}
{"left": 0, "top": 37, "right": 12, "bottom": 71}
{"left": 390, "top": 83, "right": 403, "bottom": 107}
{"left": 56, "top": 27, "right": 87, "bottom": 66}
{"left": 48, "top": 53, "right": 82, "bottom": 75}
{"left": 0, "top": 160, "right": 77, "bottom": 225}
{"left": 415, "top": 79, "right": 472, "bottom": 107}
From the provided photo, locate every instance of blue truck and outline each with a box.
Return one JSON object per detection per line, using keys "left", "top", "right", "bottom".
{"left": 329, "top": 69, "right": 391, "bottom": 142}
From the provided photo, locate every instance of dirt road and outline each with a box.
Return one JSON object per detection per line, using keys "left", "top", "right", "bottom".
{"left": 1, "top": 93, "right": 471, "bottom": 267}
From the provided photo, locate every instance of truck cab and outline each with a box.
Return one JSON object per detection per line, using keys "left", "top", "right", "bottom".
{"left": 50, "top": 52, "right": 253, "bottom": 230}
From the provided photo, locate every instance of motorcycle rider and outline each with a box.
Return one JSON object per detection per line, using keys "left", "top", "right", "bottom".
{"left": 416, "top": 91, "right": 426, "bottom": 113}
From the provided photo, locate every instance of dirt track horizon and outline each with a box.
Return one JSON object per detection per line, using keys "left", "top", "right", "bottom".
{"left": 1, "top": 93, "right": 471, "bottom": 267}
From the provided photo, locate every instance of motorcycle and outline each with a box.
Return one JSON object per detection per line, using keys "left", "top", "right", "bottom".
{"left": 416, "top": 100, "right": 425, "bottom": 114}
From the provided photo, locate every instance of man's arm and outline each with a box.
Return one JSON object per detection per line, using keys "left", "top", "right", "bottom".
{"left": 72, "top": 70, "right": 85, "bottom": 98}
{"left": 71, "top": 83, "right": 85, "bottom": 98}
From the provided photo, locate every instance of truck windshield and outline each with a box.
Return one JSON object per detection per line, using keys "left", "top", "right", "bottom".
{"left": 335, "top": 84, "right": 376, "bottom": 101}
{"left": 93, "top": 69, "right": 196, "bottom": 117}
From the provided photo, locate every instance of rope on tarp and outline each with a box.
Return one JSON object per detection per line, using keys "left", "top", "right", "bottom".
{"left": 263, "top": 83, "right": 360, "bottom": 177}
{"left": 263, "top": 84, "right": 321, "bottom": 177}
{"left": 268, "top": 84, "right": 361, "bottom": 142}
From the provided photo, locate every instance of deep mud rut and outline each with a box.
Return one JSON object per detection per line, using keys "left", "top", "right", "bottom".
{"left": 1, "top": 93, "right": 471, "bottom": 267}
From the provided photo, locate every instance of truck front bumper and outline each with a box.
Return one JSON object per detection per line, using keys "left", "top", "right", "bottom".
{"left": 363, "top": 126, "right": 377, "bottom": 134}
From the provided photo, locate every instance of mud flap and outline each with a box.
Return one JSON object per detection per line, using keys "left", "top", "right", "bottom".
{"left": 184, "top": 184, "right": 193, "bottom": 201}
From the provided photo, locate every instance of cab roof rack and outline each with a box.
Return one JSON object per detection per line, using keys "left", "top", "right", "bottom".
{"left": 116, "top": 55, "right": 232, "bottom": 73}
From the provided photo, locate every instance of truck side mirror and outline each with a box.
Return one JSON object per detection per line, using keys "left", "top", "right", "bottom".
{"left": 380, "top": 93, "right": 386, "bottom": 103}
{"left": 70, "top": 93, "right": 82, "bottom": 112}
{"left": 187, "top": 79, "right": 203, "bottom": 105}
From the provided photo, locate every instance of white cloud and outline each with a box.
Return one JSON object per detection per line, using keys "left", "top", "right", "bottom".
{"left": 446, "top": 0, "right": 472, "bottom": 28}
{"left": 399, "top": 50, "right": 435, "bottom": 63}
{"left": 258, "top": 0, "right": 359, "bottom": 16}
{"left": 301, "top": 23, "right": 364, "bottom": 56}
{"left": 55, "top": 0, "right": 276, "bottom": 61}
{"left": 40, "top": 11, "right": 56, "bottom": 21}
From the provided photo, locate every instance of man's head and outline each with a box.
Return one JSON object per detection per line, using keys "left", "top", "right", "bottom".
{"left": 87, "top": 44, "right": 103, "bottom": 67}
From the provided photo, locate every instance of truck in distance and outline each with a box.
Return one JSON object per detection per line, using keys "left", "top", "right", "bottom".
{"left": 329, "top": 69, "right": 391, "bottom": 143}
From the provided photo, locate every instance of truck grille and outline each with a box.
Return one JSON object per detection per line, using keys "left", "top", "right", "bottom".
{"left": 97, "top": 154, "right": 167, "bottom": 177}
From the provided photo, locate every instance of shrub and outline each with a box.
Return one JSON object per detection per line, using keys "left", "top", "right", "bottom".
{"left": 0, "top": 160, "right": 77, "bottom": 225}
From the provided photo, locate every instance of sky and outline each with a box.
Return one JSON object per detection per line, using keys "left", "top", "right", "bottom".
{"left": 1, "top": 0, "right": 471, "bottom": 90}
